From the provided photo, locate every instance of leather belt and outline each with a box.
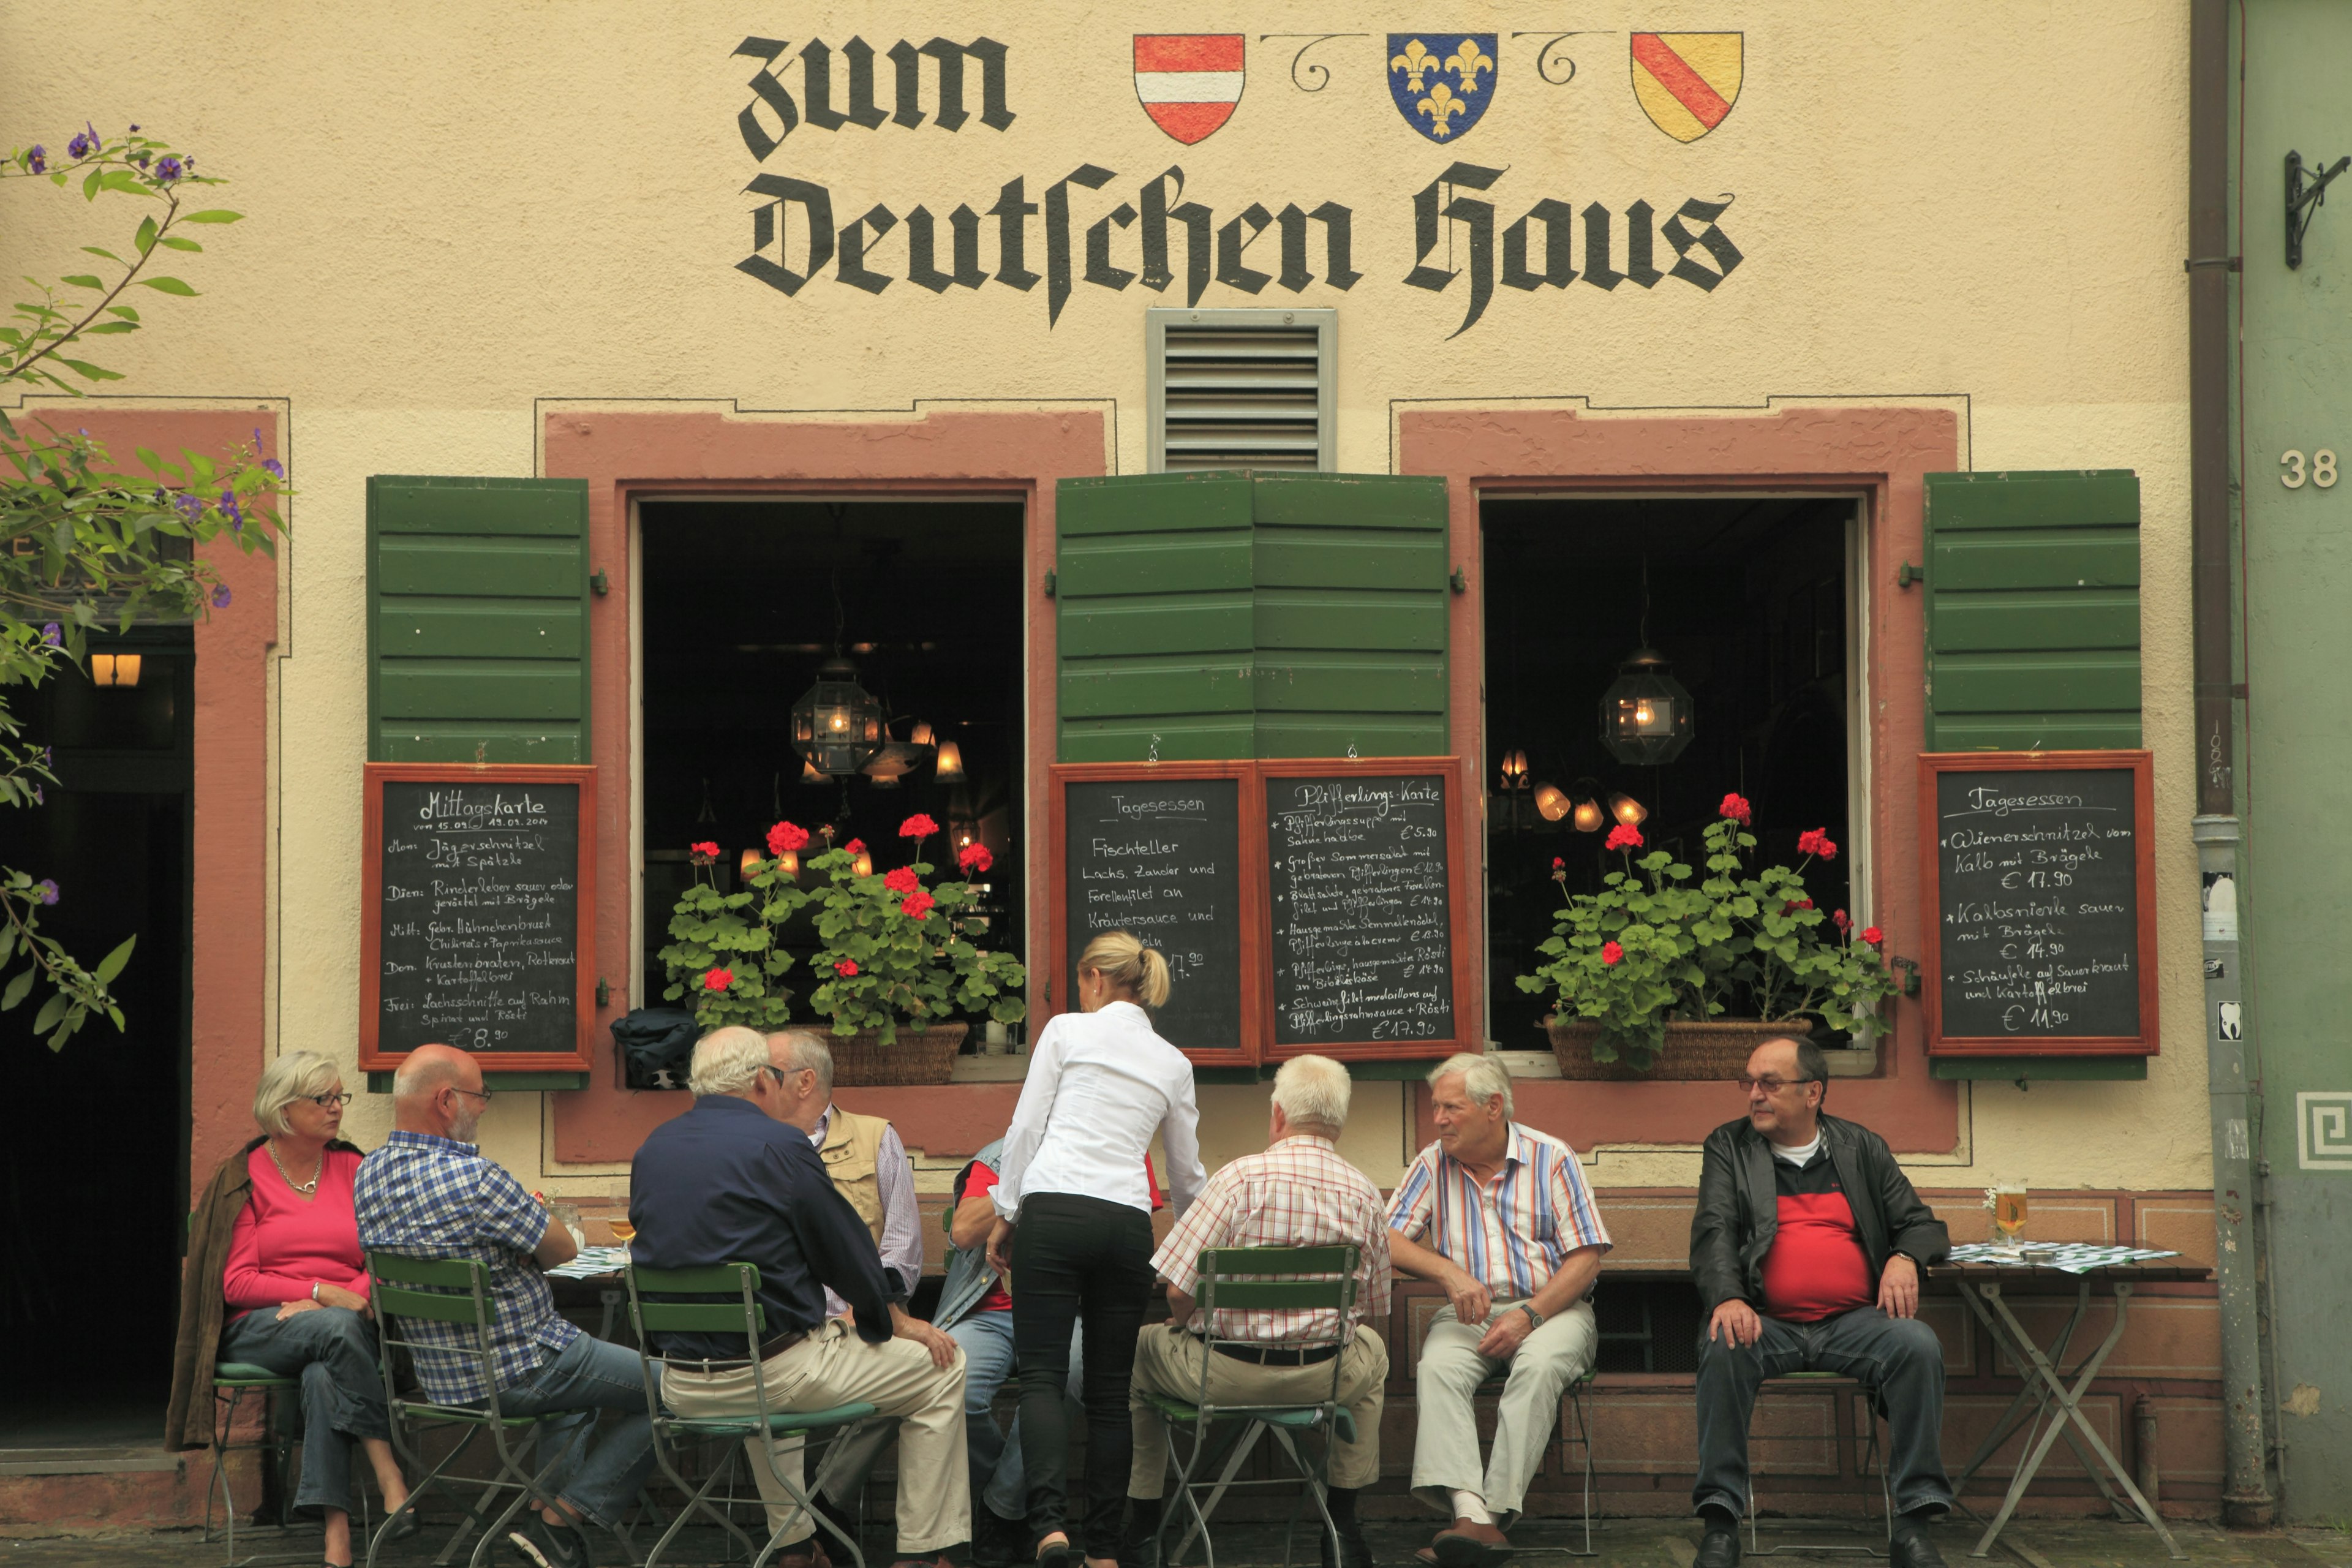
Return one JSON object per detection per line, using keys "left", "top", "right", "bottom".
{"left": 1209, "top": 1341, "right": 1339, "bottom": 1367}
{"left": 664, "top": 1327, "right": 809, "bottom": 1373}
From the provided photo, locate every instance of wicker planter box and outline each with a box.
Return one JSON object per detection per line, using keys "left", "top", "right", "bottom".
{"left": 1545, "top": 1017, "right": 1807, "bottom": 1081}
{"left": 826, "top": 1022, "right": 968, "bottom": 1085}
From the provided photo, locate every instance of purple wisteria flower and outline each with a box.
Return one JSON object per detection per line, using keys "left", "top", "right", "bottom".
{"left": 39, "top": 624, "right": 60, "bottom": 647}
{"left": 153, "top": 155, "right": 183, "bottom": 183}
{"left": 25, "top": 145, "right": 44, "bottom": 174}
{"left": 211, "top": 584, "right": 232, "bottom": 610}
{"left": 32, "top": 880, "right": 58, "bottom": 907}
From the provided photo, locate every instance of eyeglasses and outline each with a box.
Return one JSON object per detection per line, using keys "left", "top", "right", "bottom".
{"left": 306, "top": 1091, "right": 354, "bottom": 1109}
{"left": 1734, "top": 1076, "right": 1817, "bottom": 1095}
{"left": 450, "top": 1084, "right": 494, "bottom": 1103}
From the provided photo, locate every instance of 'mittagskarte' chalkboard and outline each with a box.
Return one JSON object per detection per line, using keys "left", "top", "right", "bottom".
{"left": 361, "top": 763, "right": 598, "bottom": 1071}
{"left": 1920, "top": 750, "right": 2157, "bottom": 1056}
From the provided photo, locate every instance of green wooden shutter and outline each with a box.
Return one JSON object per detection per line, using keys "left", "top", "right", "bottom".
{"left": 1923, "top": 470, "right": 2140, "bottom": 751}
{"left": 1056, "top": 470, "right": 1449, "bottom": 760}
{"left": 1252, "top": 472, "right": 1449, "bottom": 757}
{"left": 367, "top": 476, "right": 593, "bottom": 763}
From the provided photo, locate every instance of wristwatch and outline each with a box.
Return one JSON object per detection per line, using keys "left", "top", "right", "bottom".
{"left": 1518, "top": 1303, "right": 1545, "bottom": 1330}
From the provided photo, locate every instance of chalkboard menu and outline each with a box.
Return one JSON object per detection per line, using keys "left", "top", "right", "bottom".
{"left": 1921, "top": 751, "right": 2158, "bottom": 1055}
{"left": 1059, "top": 772, "right": 1248, "bottom": 1055}
{"left": 1263, "top": 768, "right": 1460, "bottom": 1050}
{"left": 361, "top": 763, "right": 598, "bottom": 1070}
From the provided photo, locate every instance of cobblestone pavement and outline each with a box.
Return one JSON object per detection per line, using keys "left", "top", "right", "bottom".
{"left": 4, "top": 1517, "right": 2348, "bottom": 1568}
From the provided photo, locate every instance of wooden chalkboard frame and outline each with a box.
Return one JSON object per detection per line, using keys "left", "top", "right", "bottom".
{"left": 1257, "top": 756, "right": 1477, "bottom": 1063}
{"left": 359, "top": 762, "right": 600, "bottom": 1074}
{"left": 1919, "top": 750, "right": 2158, "bottom": 1058}
{"left": 1047, "top": 761, "right": 1264, "bottom": 1068}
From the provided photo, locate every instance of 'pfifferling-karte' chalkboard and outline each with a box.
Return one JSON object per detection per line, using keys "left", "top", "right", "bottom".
{"left": 1061, "top": 775, "right": 1245, "bottom": 1053}
{"left": 1264, "top": 772, "right": 1457, "bottom": 1047}
{"left": 1928, "top": 759, "right": 2151, "bottom": 1047}
{"left": 372, "top": 778, "right": 584, "bottom": 1057}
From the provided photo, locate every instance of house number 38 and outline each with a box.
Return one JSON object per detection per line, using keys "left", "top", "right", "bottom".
{"left": 2282, "top": 449, "right": 2337, "bottom": 488}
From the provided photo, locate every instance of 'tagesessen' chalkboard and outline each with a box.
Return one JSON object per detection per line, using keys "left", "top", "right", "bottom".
{"left": 1061, "top": 774, "right": 1246, "bottom": 1054}
{"left": 1264, "top": 771, "right": 1458, "bottom": 1048}
{"left": 1924, "top": 752, "right": 2157, "bottom": 1053}
{"left": 362, "top": 764, "right": 597, "bottom": 1069}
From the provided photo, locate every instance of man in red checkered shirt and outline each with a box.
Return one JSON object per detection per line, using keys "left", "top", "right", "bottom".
{"left": 1121, "top": 1056, "right": 1392, "bottom": 1568}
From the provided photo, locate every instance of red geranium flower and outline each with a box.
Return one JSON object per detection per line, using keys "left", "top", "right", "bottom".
{"left": 900, "top": 890, "right": 935, "bottom": 921}
{"left": 1551, "top": 856, "right": 1566, "bottom": 870}
{"left": 1600, "top": 940, "right": 1624, "bottom": 965}
{"left": 767, "top": 820, "right": 809, "bottom": 856}
{"left": 899, "top": 813, "right": 940, "bottom": 839}
{"left": 703, "top": 967, "right": 733, "bottom": 991}
{"left": 957, "top": 843, "right": 994, "bottom": 876}
{"left": 834, "top": 958, "right": 859, "bottom": 978}
{"left": 688, "top": 841, "right": 720, "bottom": 864}
{"left": 1796, "top": 828, "right": 1839, "bottom": 861}
{"left": 844, "top": 839, "right": 865, "bottom": 856}
{"left": 1719, "top": 793, "right": 1752, "bottom": 825}
{"left": 883, "top": 865, "right": 920, "bottom": 894}
{"left": 1782, "top": 898, "right": 1815, "bottom": 914}
{"left": 1861, "top": 925, "right": 1884, "bottom": 946}
{"left": 1605, "top": 823, "right": 1643, "bottom": 853}
{"left": 1832, "top": 909, "right": 1852, "bottom": 933}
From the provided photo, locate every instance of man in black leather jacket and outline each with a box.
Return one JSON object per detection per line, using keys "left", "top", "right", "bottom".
{"left": 1687, "top": 1036, "right": 1954, "bottom": 1568}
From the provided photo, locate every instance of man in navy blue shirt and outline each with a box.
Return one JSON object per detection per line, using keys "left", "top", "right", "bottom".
{"left": 632, "top": 1027, "right": 969, "bottom": 1568}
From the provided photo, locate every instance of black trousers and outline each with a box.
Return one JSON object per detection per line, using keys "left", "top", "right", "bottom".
{"left": 1011, "top": 1191, "right": 1156, "bottom": 1556}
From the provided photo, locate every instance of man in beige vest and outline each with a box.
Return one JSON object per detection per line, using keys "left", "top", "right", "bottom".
{"left": 766, "top": 1030, "right": 950, "bottom": 1539}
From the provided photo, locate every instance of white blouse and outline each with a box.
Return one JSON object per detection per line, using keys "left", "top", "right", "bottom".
{"left": 991, "top": 1000, "right": 1206, "bottom": 1222}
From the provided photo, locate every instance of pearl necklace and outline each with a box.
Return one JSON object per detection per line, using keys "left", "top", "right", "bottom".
{"left": 268, "top": 1140, "right": 322, "bottom": 1196}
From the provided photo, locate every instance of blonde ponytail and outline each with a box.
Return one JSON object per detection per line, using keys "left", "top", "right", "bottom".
{"left": 1079, "top": 929, "right": 1172, "bottom": 1009}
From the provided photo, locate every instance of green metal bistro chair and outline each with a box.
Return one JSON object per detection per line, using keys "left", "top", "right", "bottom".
{"left": 1146, "top": 1245, "right": 1362, "bottom": 1568}
{"left": 1744, "top": 1371, "right": 1893, "bottom": 1558}
{"left": 361, "top": 1251, "right": 578, "bottom": 1568}
{"left": 205, "top": 1362, "right": 296, "bottom": 1565}
{"left": 624, "top": 1260, "right": 876, "bottom": 1568}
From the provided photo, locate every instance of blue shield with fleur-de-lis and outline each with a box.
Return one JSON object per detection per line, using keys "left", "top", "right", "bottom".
{"left": 1387, "top": 33, "right": 1499, "bottom": 141}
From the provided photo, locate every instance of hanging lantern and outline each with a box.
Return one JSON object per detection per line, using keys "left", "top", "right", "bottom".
{"left": 1572, "top": 796, "right": 1605, "bottom": 832}
{"left": 1608, "top": 791, "right": 1649, "bottom": 826}
{"left": 933, "top": 739, "right": 966, "bottom": 783}
{"left": 1599, "top": 648, "right": 1694, "bottom": 765}
{"left": 1532, "top": 782, "right": 1569, "bottom": 821}
{"left": 791, "top": 657, "right": 884, "bottom": 777}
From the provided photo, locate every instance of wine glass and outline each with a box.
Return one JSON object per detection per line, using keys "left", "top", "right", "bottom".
{"left": 608, "top": 1218, "right": 637, "bottom": 1246}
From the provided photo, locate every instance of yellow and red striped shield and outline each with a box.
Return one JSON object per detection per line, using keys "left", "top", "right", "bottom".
{"left": 1629, "top": 32, "right": 1742, "bottom": 143}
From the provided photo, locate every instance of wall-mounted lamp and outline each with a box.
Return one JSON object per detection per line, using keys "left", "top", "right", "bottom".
{"left": 1607, "top": 791, "right": 1648, "bottom": 826}
{"left": 1499, "top": 748, "right": 1530, "bottom": 791}
{"left": 739, "top": 848, "right": 763, "bottom": 881}
{"left": 851, "top": 848, "right": 875, "bottom": 877}
{"left": 933, "top": 738, "right": 966, "bottom": 783}
{"left": 91, "top": 652, "right": 143, "bottom": 688}
{"left": 1572, "top": 796, "right": 1605, "bottom": 832}
{"left": 1531, "top": 782, "right": 1569, "bottom": 822}
{"left": 771, "top": 851, "right": 799, "bottom": 880}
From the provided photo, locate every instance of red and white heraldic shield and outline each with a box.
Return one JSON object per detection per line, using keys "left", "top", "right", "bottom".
{"left": 1134, "top": 34, "right": 1244, "bottom": 145}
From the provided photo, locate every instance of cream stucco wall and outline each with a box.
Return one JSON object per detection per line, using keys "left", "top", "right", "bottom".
{"left": 0, "top": 2, "right": 2204, "bottom": 1195}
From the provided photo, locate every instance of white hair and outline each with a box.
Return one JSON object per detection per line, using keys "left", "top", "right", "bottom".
{"left": 1428, "top": 1051, "right": 1513, "bottom": 1118}
{"left": 391, "top": 1051, "right": 459, "bottom": 1101}
{"left": 767, "top": 1030, "right": 835, "bottom": 1099}
{"left": 689, "top": 1027, "right": 773, "bottom": 1096}
{"left": 1272, "top": 1055, "right": 1352, "bottom": 1132}
{"left": 254, "top": 1050, "right": 344, "bottom": 1136}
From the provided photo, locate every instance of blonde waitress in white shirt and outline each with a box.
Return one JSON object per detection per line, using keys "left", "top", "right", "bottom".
{"left": 985, "top": 930, "right": 1206, "bottom": 1568}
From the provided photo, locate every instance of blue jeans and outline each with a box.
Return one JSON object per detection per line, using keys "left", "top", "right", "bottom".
{"left": 487, "top": 1334, "right": 663, "bottom": 1531}
{"left": 954, "top": 1312, "right": 1083, "bottom": 1522}
{"left": 219, "top": 1306, "right": 391, "bottom": 1518}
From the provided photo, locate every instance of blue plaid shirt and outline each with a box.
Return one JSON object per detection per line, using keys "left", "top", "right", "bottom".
{"left": 354, "top": 1131, "right": 579, "bottom": 1403}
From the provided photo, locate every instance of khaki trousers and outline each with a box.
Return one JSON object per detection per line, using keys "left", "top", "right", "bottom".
{"left": 1409, "top": 1299, "right": 1597, "bottom": 1528}
{"left": 661, "top": 1317, "right": 970, "bottom": 1554}
{"left": 1128, "top": 1323, "right": 1389, "bottom": 1497}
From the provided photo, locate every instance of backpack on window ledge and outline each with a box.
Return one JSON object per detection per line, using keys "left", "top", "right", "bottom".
{"left": 611, "top": 1008, "right": 699, "bottom": 1091}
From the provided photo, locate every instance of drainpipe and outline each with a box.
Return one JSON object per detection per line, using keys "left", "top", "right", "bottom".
{"left": 2188, "top": 0, "right": 2275, "bottom": 1528}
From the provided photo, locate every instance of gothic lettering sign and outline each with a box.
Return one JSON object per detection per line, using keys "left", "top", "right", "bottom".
{"left": 1920, "top": 750, "right": 2159, "bottom": 1057}
{"left": 360, "top": 763, "right": 598, "bottom": 1073}
{"left": 725, "top": 31, "right": 1748, "bottom": 339}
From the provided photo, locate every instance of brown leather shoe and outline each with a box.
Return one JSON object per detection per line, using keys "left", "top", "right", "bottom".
{"left": 1431, "top": 1520, "right": 1513, "bottom": 1568}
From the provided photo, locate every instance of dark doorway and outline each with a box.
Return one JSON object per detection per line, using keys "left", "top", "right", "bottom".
{"left": 1481, "top": 497, "right": 1855, "bottom": 1052}
{"left": 0, "top": 636, "right": 193, "bottom": 1444}
{"left": 637, "top": 500, "right": 1027, "bottom": 1032}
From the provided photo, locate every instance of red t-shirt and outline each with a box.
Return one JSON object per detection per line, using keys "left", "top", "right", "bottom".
{"left": 959, "top": 1152, "right": 1164, "bottom": 1316}
{"left": 1757, "top": 1145, "right": 1875, "bottom": 1322}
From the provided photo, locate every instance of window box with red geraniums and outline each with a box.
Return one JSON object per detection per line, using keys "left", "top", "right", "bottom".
{"left": 1516, "top": 793, "right": 1898, "bottom": 1077}
{"left": 800, "top": 815, "right": 1027, "bottom": 1083}
{"left": 657, "top": 829, "right": 811, "bottom": 1030}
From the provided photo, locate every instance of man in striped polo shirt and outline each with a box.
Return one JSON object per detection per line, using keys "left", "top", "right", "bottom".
{"left": 1389, "top": 1053, "right": 1611, "bottom": 1568}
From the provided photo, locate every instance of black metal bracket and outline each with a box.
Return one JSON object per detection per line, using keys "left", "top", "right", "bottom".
{"left": 2287, "top": 149, "right": 2351, "bottom": 270}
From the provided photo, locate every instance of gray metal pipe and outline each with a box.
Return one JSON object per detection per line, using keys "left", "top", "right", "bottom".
{"left": 2188, "top": 0, "right": 2275, "bottom": 1528}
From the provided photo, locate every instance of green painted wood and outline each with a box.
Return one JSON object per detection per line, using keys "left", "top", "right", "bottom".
{"left": 1931, "top": 1056, "right": 2147, "bottom": 1080}
{"left": 368, "top": 476, "right": 592, "bottom": 764}
{"left": 1056, "top": 471, "right": 1447, "bottom": 760}
{"left": 1923, "top": 471, "right": 2139, "bottom": 752}
{"left": 367, "top": 1071, "right": 590, "bottom": 1092}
